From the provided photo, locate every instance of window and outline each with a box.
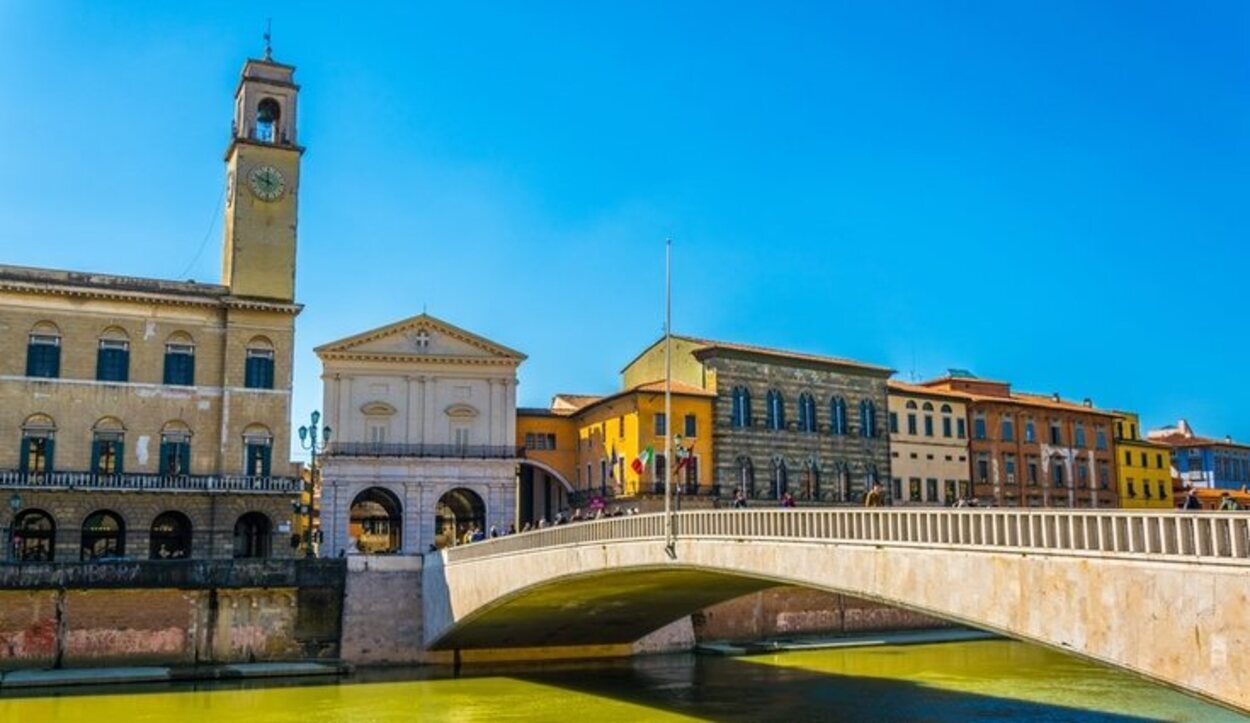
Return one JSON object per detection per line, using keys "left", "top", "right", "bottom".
{"left": 942, "top": 416, "right": 952, "bottom": 438}
{"left": 909, "top": 478, "right": 921, "bottom": 502}
{"left": 1127, "top": 480, "right": 1136, "bottom": 498}
{"left": 889, "top": 412, "right": 899, "bottom": 434}
{"left": 766, "top": 390, "right": 785, "bottom": 431}
{"left": 1098, "top": 462, "right": 1109, "bottom": 490}
{"left": 976, "top": 455, "right": 989, "bottom": 483}
{"left": 96, "top": 331, "right": 130, "bottom": 382}
{"left": 1143, "top": 480, "right": 1152, "bottom": 498}
{"left": 973, "top": 415, "right": 986, "bottom": 440}
{"left": 1052, "top": 460, "right": 1065, "bottom": 488}
{"left": 618, "top": 416, "right": 625, "bottom": 438}
{"left": 1027, "top": 458, "right": 1039, "bottom": 486}
{"left": 944, "top": 479, "right": 957, "bottom": 503}
{"left": 368, "top": 423, "right": 387, "bottom": 444}
{"left": 163, "top": 337, "right": 195, "bottom": 386}
{"left": 546, "top": 433, "right": 557, "bottom": 450}
{"left": 20, "top": 414, "right": 56, "bottom": 475}
{"left": 1024, "top": 419, "right": 1035, "bottom": 443}
{"left": 892, "top": 478, "right": 903, "bottom": 500}
{"left": 797, "top": 393, "right": 816, "bottom": 433}
{"left": 1140, "top": 452, "right": 1148, "bottom": 467}
{"left": 731, "top": 387, "right": 752, "bottom": 427}
{"left": 1158, "top": 482, "right": 1166, "bottom": 499}
{"left": 233, "top": 512, "right": 271, "bottom": 559}
{"left": 150, "top": 511, "right": 192, "bottom": 560}
{"left": 243, "top": 427, "right": 272, "bottom": 477}
{"left": 860, "top": 400, "right": 877, "bottom": 438}
{"left": 245, "top": 346, "right": 275, "bottom": 389}
{"left": 91, "top": 420, "right": 125, "bottom": 475}
{"left": 26, "top": 325, "right": 61, "bottom": 378}
{"left": 923, "top": 415, "right": 934, "bottom": 437}
{"left": 654, "top": 412, "right": 667, "bottom": 436}
{"left": 1001, "top": 416, "right": 1014, "bottom": 442}
{"left": 1075, "top": 423, "right": 1086, "bottom": 448}
{"left": 1078, "top": 463, "right": 1088, "bottom": 488}
{"left": 453, "top": 427, "right": 470, "bottom": 452}
{"left": 655, "top": 453, "right": 668, "bottom": 483}
{"left": 907, "top": 413, "right": 917, "bottom": 435}
{"left": 1005, "top": 454, "right": 1017, "bottom": 483}
{"left": 1049, "top": 421, "right": 1062, "bottom": 445}
{"left": 255, "top": 97, "right": 281, "bottom": 142}
{"left": 13, "top": 509, "right": 55, "bottom": 561}
{"left": 1095, "top": 426, "right": 1107, "bottom": 450}
{"left": 1125, "top": 450, "right": 1133, "bottom": 466}
{"left": 831, "top": 397, "right": 848, "bottom": 435}
{"left": 159, "top": 425, "right": 191, "bottom": 476}
{"left": 926, "top": 478, "right": 938, "bottom": 502}
{"left": 956, "top": 418, "right": 966, "bottom": 439}
{"left": 771, "top": 460, "right": 787, "bottom": 499}
{"left": 738, "top": 458, "right": 755, "bottom": 497}
{"left": 80, "top": 510, "right": 125, "bottom": 561}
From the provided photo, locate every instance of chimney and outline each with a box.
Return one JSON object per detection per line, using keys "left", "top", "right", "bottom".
{"left": 1226, "top": 435, "right": 1233, "bottom": 444}
{"left": 1052, "top": 392, "right": 1061, "bottom": 402}
{"left": 1082, "top": 398, "right": 1092, "bottom": 408}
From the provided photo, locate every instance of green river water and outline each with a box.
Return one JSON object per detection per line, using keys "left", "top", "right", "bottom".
{"left": 0, "top": 640, "right": 1242, "bottom": 722}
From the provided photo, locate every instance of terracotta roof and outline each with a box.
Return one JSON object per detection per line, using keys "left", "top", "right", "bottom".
{"left": 1149, "top": 432, "right": 1250, "bottom": 450}
{"left": 541, "top": 380, "right": 716, "bottom": 418}
{"left": 550, "top": 394, "right": 604, "bottom": 412}
{"left": 887, "top": 380, "right": 972, "bottom": 401}
{"left": 678, "top": 335, "right": 893, "bottom": 374}
{"left": 629, "top": 380, "right": 717, "bottom": 397}
{"left": 517, "top": 407, "right": 576, "bottom": 418}
{"left": 907, "top": 378, "right": 1118, "bottom": 417}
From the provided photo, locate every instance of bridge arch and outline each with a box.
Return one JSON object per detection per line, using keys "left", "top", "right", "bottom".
{"left": 424, "top": 509, "right": 1250, "bottom": 713}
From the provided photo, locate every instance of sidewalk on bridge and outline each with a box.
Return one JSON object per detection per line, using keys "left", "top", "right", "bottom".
{"left": 695, "top": 628, "right": 1000, "bottom": 656}
{"left": 0, "top": 661, "right": 350, "bottom": 690}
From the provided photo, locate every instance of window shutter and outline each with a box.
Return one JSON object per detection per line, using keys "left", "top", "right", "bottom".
{"left": 115, "top": 441, "right": 124, "bottom": 475}
{"left": 18, "top": 438, "right": 30, "bottom": 474}
{"left": 260, "top": 445, "right": 272, "bottom": 477}
{"left": 91, "top": 440, "right": 101, "bottom": 474}
{"left": 45, "top": 438, "right": 54, "bottom": 473}
{"left": 163, "top": 354, "right": 175, "bottom": 385}
{"left": 179, "top": 442, "right": 191, "bottom": 475}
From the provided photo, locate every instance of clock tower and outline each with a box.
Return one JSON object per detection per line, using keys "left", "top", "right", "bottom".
{"left": 221, "top": 51, "right": 302, "bottom": 302}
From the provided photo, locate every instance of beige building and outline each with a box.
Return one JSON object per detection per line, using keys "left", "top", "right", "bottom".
{"left": 887, "top": 381, "right": 971, "bottom": 505}
{"left": 0, "top": 52, "right": 304, "bottom": 561}
{"left": 316, "top": 314, "right": 525, "bottom": 555}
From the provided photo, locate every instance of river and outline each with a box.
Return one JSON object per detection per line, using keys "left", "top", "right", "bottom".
{"left": 1, "top": 640, "right": 1242, "bottom": 721}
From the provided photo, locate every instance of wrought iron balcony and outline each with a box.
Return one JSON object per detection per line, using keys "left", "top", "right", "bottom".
{"left": 324, "top": 442, "right": 524, "bottom": 460}
{"left": 0, "top": 470, "right": 301, "bottom": 494}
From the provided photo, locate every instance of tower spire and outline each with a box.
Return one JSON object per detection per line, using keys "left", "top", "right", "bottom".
{"left": 263, "top": 18, "right": 273, "bottom": 61}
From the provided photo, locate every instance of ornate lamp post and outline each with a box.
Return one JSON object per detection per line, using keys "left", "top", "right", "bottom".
{"left": 297, "top": 411, "right": 331, "bottom": 559}
{"left": 7, "top": 493, "right": 22, "bottom": 562}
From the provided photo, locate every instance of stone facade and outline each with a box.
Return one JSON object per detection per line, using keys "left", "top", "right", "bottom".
{"left": 316, "top": 313, "right": 525, "bottom": 555}
{"left": 0, "top": 53, "right": 305, "bottom": 560}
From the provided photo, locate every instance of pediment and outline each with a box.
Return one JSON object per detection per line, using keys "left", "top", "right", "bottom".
{"left": 360, "top": 401, "right": 397, "bottom": 417}
{"left": 444, "top": 403, "right": 480, "bottom": 419}
{"left": 314, "top": 313, "right": 526, "bottom": 362}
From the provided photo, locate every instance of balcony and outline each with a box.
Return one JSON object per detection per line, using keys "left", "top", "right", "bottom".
{"left": 0, "top": 470, "right": 301, "bottom": 494}
{"left": 324, "top": 442, "right": 524, "bottom": 460}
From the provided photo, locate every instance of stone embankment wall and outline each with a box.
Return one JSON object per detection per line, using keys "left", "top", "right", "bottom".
{"left": 691, "top": 586, "right": 951, "bottom": 642}
{"left": 0, "top": 560, "right": 343, "bottom": 670}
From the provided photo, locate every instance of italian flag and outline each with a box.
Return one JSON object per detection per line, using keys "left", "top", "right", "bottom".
{"left": 631, "top": 445, "right": 654, "bottom": 475}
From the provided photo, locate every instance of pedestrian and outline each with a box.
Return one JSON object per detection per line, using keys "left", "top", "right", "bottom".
{"left": 1218, "top": 492, "right": 1239, "bottom": 511}
{"left": 864, "top": 482, "right": 885, "bottom": 507}
{"left": 489, "top": 525, "right": 499, "bottom": 538}
{"left": 733, "top": 489, "right": 748, "bottom": 509}
{"left": 781, "top": 491, "right": 796, "bottom": 508}
{"left": 1182, "top": 487, "right": 1201, "bottom": 510}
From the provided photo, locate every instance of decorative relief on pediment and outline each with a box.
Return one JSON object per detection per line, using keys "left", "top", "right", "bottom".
{"left": 360, "top": 401, "right": 398, "bottom": 417}
{"left": 444, "top": 403, "right": 480, "bottom": 419}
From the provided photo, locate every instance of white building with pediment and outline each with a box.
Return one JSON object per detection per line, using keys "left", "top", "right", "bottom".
{"left": 315, "top": 313, "right": 525, "bottom": 556}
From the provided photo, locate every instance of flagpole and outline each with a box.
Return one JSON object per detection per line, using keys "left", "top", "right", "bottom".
{"left": 664, "top": 239, "right": 674, "bottom": 554}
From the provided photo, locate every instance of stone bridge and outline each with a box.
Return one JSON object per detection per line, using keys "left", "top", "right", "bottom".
{"left": 422, "top": 508, "right": 1250, "bottom": 712}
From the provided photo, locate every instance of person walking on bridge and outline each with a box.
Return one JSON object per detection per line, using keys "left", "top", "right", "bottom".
{"left": 864, "top": 482, "right": 885, "bottom": 507}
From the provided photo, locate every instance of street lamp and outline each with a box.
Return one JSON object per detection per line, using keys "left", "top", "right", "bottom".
{"left": 7, "top": 493, "right": 21, "bottom": 563}
{"left": 297, "top": 411, "right": 331, "bottom": 559}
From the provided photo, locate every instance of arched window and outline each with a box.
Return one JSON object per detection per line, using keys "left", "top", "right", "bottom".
{"left": 830, "top": 397, "right": 848, "bottom": 435}
{"left": 255, "top": 98, "right": 281, "bottom": 142}
{"left": 921, "top": 402, "right": 933, "bottom": 412}
{"left": 160, "top": 421, "right": 192, "bottom": 476}
{"left": 163, "top": 332, "right": 195, "bottom": 386}
{"left": 765, "top": 390, "right": 785, "bottom": 431}
{"left": 435, "top": 488, "right": 486, "bottom": 548}
{"left": 797, "top": 393, "right": 817, "bottom": 433}
{"left": 80, "top": 510, "right": 125, "bottom": 561}
{"left": 20, "top": 414, "right": 56, "bottom": 476}
{"left": 91, "top": 417, "right": 125, "bottom": 476}
{"left": 26, "top": 322, "right": 61, "bottom": 379}
{"left": 860, "top": 400, "right": 878, "bottom": 438}
{"left": 12, "top": 509, "right": 55, "bottom": 561}
{"left": 940, "top": 404, "right": 952, "bottom": 414}
{"left": 731, "top": 387, "right": 752, "bottom": 428}
{"left": 803, "top": 459, "right": 820, "bottom": 501}
{"left": 350, "top": 487, "right": 403, "bottom": 554}
{"left": 905, "top": 400, "right": 918, "bottom": 410}
{"left": 738, "top": 457, "right": 755, "bottom": 498}
{"left": 149, "top": 511, "right": 192, "bottom": 559}
{"left": 233, "top": 512, "right": 272, "bottom": 558}
{"left": 835, "top": 463, "right": 852, "bottom": 502}
{"left": 245, "top": 337, "right": 276, "bottom": 389}
{"left": 770, "top": 458, "right": 787, "bottom": 500}
{"left": 865, "top": 464, "right": 880, "bottom": 496}
{"left": 243, "top": 425, "right": 272, "bottom": 477}
{"left": 96, "top": 327, "right": 130, "bottom": 382}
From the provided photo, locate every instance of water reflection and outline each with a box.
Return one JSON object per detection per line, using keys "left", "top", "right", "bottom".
{"left": 0, "top": 641, "right": 1241, "bottom": 722}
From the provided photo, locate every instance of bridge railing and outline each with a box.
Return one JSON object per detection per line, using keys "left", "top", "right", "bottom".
{"left": 444, "top": 509, "right": 1250, "bottom": 565}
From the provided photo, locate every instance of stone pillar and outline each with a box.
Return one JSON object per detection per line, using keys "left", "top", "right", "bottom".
{"left": 403, "top": 479, "right": 422, "bottom": 554}
{"left": 486, "top": 378, "right": 497, "bottom": 446}
{"left": 423, "top": 377, "right": 437, "bottom": 444}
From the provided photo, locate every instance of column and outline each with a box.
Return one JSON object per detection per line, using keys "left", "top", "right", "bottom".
{"left": 423, "top": 377, "right": 437, "bottom": 444}
{"left": 486, "top": 378, "right": 497, "bottom": 446}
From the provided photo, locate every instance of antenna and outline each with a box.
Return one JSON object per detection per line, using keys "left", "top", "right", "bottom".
{"left": 263, "top": 19, "right": 273, "bottom": 61}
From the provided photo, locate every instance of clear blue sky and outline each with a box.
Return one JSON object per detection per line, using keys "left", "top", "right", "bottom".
{"left": 1, "top": 2, "right": 1247, "bottom": 460}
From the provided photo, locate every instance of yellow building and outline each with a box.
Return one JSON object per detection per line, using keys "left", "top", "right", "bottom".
{"left": 516, "top": 381, "right": 715, "bottom": 519}
{"left": 1113, "top": 412, "right": 1173, "bottom": 508}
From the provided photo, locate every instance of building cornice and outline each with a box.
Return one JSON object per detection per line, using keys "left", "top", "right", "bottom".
{"left": 317, "top": 350, "right": 521, "bottom": 366}
{"left": 0, "top": 276, "right": 301, "bottom": 315}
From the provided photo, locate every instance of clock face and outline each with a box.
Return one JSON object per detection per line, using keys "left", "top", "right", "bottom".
{"left": 247, "top": 165, "right": 286, "bottom": 201}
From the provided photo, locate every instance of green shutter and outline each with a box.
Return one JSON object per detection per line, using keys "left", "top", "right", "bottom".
{"left": 114, "top": 441, "right": 124, "bottom": 475}
{"left": 260, "top": 445, "right": 271, "bottom": 477}
{"left": 179, "top": 442, "right": 191, "bottom": 475}
{"left": 18, "top": 438, "right": 30, "bottom": 474}
{"left": 91, "top": 440, "right": 101, "bottom": 474}
{"left": 44, "top": 438, "right": 54, "bottom": 473}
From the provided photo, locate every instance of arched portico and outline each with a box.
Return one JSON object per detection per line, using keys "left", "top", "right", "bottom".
{"left": 516, "top": 459, "right": 574, "bottom": 526}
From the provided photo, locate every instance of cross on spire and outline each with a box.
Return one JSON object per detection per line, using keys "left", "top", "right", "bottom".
{"left": 263, "top": 18, "right": 273, "bottom": 61}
